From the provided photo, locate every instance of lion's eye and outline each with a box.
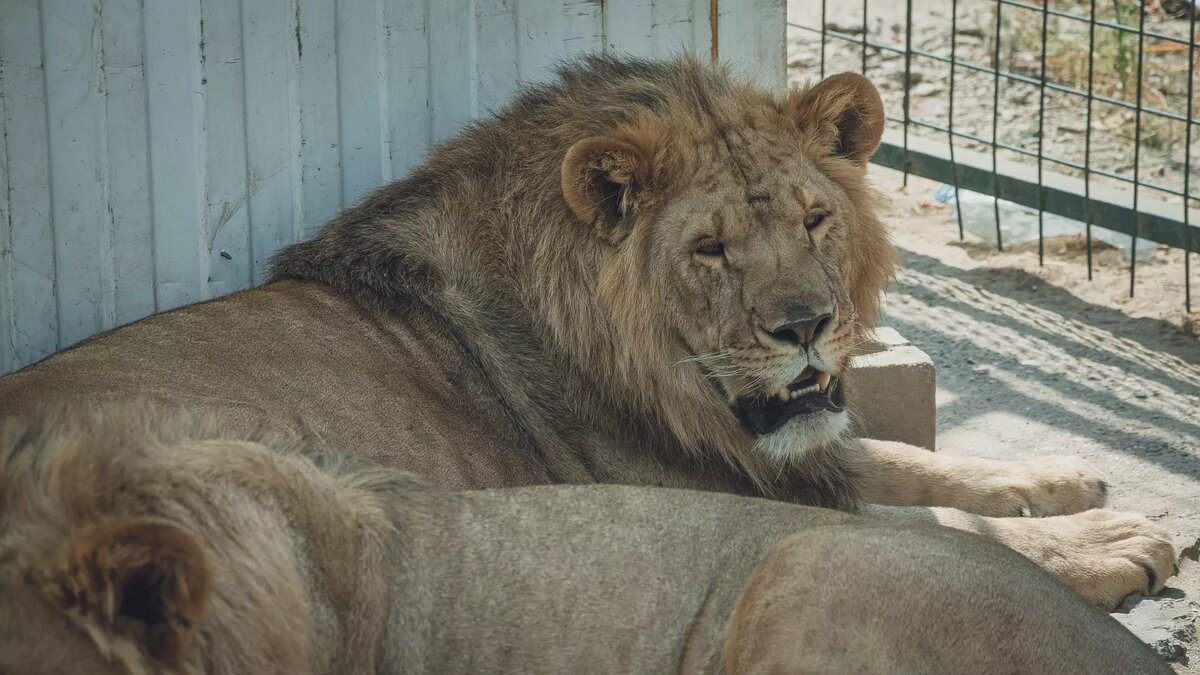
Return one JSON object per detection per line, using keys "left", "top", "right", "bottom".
{"left": 695, "top": 238, "right": 725, "bottom": 258}
{"left": 804, "top": 211, "right": 828, "bottom": 230}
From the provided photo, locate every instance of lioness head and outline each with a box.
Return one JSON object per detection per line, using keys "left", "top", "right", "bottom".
{"left": 0, "top": 519, "right": 211, "bottom": 675}
{"left": 0, "top": 414, "right": 213, "bottom": 674}
{"left": 0, "top": 408, "right": 318, "bottom": 675}
{"left": 559, "top": 66, "right": 892, "bottom": 467}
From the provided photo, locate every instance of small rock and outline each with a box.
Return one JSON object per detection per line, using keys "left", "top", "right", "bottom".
{"left": 1147, "top": 637, "right": 1188, "bottom": 663}
{"left": 1181, "top": 537, "right": 1200, "bottom": 562}
{"left": 890, "top": 69, "right": 924, "bottom": 85}
{"left": 824, "top": 21, "right": 865, "bottom": 35}
{"left": 1006, "top": 88, "right": 1032, "bottom": 105}
{"left": 1168, "top": 147, "right": 1191, "bottom": 170}
{"left": 911, "top": 82, "right": 943, "bottom": 98}
{"left": 1134, "top": 392, "right": 1149, "bottom": 399}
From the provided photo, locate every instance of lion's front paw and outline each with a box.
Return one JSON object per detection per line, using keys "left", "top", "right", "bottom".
{"left": 971, "top": 456, "right": 1108, "bottom": 517}
{"left": 998, "top": 509, "right": 1177, "bottom": 610}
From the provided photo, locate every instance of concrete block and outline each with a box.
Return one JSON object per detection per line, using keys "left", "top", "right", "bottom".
{"left": 848, "top": 327, "right": 937, "bottom": 451}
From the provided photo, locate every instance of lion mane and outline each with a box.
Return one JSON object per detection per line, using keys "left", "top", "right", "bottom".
{"left": 271, "top": 55, "right": 894, "bottom": 506}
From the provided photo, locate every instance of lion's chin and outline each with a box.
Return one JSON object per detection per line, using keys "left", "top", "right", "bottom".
{"left": 752, "top": 410, "right": 851, "bottom": 464}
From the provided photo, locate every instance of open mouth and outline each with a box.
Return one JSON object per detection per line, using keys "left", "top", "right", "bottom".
{"left": 733, "top": 366, "right": 845, "bottom": 436}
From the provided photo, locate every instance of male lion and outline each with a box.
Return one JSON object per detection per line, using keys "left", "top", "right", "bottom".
{"left": 0, "top": 56, "right": 1175, "bottom": 609}
{"left": 0, "top": 404, "right": 1172, "bottom": 674}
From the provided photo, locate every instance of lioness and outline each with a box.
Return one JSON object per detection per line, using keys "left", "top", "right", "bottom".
{"left": 0, "top": 56, "right": 1175, "bottom": 609}
{"left": 0, "top": 404, "right": 1172, "bottom": 674}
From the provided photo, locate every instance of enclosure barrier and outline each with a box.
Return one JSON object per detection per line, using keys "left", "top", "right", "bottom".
{"left": 790, "top": 0, "right": 1199, "bottom": 311}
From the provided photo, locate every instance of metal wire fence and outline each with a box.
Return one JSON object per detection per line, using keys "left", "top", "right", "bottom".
{"left": 789, "top": 0, "right": 1199, "bottom": 311}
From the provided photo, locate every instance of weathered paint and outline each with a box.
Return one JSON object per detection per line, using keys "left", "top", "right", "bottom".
{"left": 0, "top": 0, "right": 785, "bottom": 374}
{"left": 2, "top": 0, "right": 58, "bottom": 369}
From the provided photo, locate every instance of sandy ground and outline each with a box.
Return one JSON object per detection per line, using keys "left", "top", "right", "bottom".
{"left": 870, "top": 165, "right": 1200, "bottom": 670}
{"left": 787, "top": 0, "right": 1200, "bottom": 198}
{"left": 786, "top": 0, "right": 1200, "bottom": 663}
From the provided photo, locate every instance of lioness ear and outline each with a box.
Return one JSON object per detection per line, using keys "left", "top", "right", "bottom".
{"left": 789, "top": 72, "right": 884, "bottom": 166}
{"left": 561, "top": 136, "right": 652, "bottom": 244}
{"left": 35, "top": 518, "right": 211, "bottom": 669}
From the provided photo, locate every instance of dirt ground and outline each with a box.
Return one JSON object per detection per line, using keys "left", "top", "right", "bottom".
{"left": 787, "top": 0, "right": 1200, "bottom": 197}
{"left": 868, "top": 164, "right": 1200, "bottom": 669}
{"left": 785, "top": 0, "right": 1200, "bottom": 663}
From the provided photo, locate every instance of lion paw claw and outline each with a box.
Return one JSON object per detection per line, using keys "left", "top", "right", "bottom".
{"left": 998, "top": 509, "right": 1177, "bottom": 610}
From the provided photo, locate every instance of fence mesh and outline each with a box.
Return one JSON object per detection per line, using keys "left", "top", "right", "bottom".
{"left": 789, "top": 0, "right": 1199, "bottom": 311}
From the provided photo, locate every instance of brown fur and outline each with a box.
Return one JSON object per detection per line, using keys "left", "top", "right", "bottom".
{"left": 272, "top": 55, "right": 895, "bottom": 500}
{"left": 0, "top": 405, "right": 408, "bottom": 674}
{"left": 0, "top": 403, "right": 1173, "bottom": 674}
{"left": 0, "top": 55, "right": 1175, "bottom": 612}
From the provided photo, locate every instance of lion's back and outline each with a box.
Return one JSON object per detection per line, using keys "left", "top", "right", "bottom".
{"left": 0, "top": 280, "right": 545, "bottom": 489}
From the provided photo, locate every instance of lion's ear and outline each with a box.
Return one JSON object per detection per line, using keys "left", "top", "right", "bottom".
{"left": 561, "top": 135, "right": 653, "bottom": 244}
{"left": 789, "top": 72, "right": 884, "bottom": 166}
{"left": 35, "top": 517, "right": 211, "bottom": 669}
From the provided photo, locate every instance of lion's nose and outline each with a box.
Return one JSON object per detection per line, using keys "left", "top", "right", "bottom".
{"left": 767, "top": 308, "right": 832, "bottom": 348}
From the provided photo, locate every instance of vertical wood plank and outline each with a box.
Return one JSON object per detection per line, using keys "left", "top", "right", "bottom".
{"left": 242, "top": 0, "right": 299, "bottom": 283}
{"left": 0, "top": 0, "right": 786, "bottom": 374}
{"left": 474, "top": 0, "right": 519, "bottom": 116}
{"left": 428, "top": 0, "right": 473, "bottom": 142}
{"left": 517, "top": 0, "right": 566, "bottom": 83}
{"left": 562, "top": 0, "right": 604, "bottom": 58}
{"left": 337, "top": 0, "right": 385, "bottom": 205}
{"left": 199, "top": 0, "right": 251, "bottom": 298}
{"left": 717, "top": 0, "right": 786, "bottom": 89}
{"left": 297, "top": 0, "right": 342, "bottom": 238}
{"left": 603, "top": 0, "right": 653, "bottom": 55}
{"left": 101, "top": 0, "right": 156, "bottom": 324}
{"left": 384, "top": 0, "right": 431, "bottom": 179}
{"left": 651, "top": 0, "right": 695, "bottom": 57}
{"left": 559, "top": 0, "right": 604, "bottom": 56}
{"left": 144, "top": 0, "right": 207, "bottom": 311}
{"left": 2, "top": 0, "right": 58, "bottom": 368}
{"left": 42, "top": 0, "right": 111, "bottom": 347}
{"left": 0, "top": 56, "right": 12, "bottom": 374}
{"left": 692, "top": 0, "right": 713, "bottom": 60}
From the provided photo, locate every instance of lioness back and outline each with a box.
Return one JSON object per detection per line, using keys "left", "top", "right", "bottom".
{"left": 0, "top": 403, "right": 1172, "bottom": 675}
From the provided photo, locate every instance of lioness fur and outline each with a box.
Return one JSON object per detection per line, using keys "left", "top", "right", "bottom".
{"left": 0, "top": 404, "right": 1171, "bottom": 674}
{"left": 0, "top": 55, "right": 1176, "bottom": 611}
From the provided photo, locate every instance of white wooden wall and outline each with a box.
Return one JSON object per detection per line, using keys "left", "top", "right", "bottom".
{"left": 0, "top": 0, "right": 785, "bottom": 375}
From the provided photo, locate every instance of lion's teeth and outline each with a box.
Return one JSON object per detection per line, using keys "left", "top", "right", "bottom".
{"left": 816, "top": 371, "right": 832, "bottom": 391}
{"left": 789, "top": 384, "right": 819, "bottom": 399}
{"left": 776, "top": 389, "right": 790, "bottom": 401}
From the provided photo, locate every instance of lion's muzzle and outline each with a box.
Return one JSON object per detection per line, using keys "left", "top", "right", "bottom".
{"left": 733, "top": 367, "right": 845, "bottom": 435}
